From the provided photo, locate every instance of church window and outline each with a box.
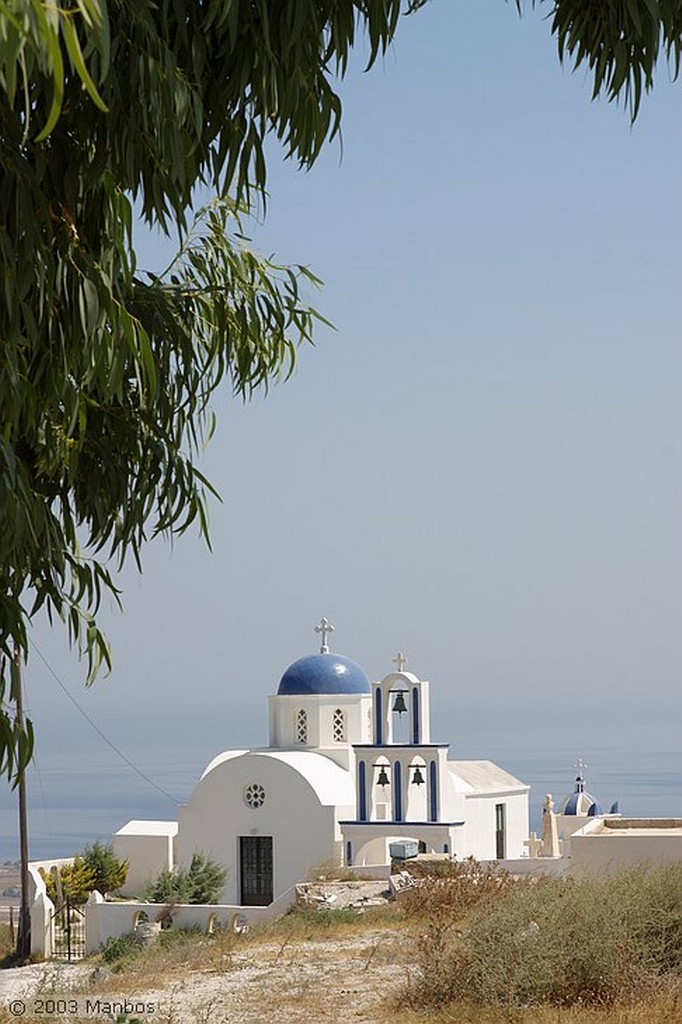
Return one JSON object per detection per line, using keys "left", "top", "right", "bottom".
{"left": 244, "top": 783, "right": 266, "bottom": 809}
{"left": 332, "top": 708, "right": 346, "bottom": 742}
{"left": 295, "top": 709, "right": 308, "bottom": 745}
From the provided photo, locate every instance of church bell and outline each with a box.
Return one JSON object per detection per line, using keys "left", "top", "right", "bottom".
{"left": 392, "top": 691, "right": 408, "bottom": 715}
{"left": 411, "top": 766, "right": 425, "bottom": 787}
{"left": 376, "top": 766, "right": 390, "bottom": 788}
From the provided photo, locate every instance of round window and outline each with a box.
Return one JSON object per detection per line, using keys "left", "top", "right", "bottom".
{"left": 244, "top": 783, "right": 266, "bottom": 809}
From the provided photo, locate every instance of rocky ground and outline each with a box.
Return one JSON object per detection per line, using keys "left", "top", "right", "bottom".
{"left": 0, "top": 883, "right": 413, "bottom": 1024}
{"left": 0, "top": 923, "right": 410, "bottom": 1023}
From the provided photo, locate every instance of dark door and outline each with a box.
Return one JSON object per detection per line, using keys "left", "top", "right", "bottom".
{"left": 240, "top": 836, "right": 273, "bottom": 906}
{"left": 495, "top": 803, "right": 506, "bottom": 860}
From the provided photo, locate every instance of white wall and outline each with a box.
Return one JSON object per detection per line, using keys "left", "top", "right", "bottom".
{"left": 113, "top": 832, "right": 175, "bottom": 899}
{"left": 459, "top": 791, "right": 529, "bottom": 860}
{"left": 569, "top": 821, "right": 682, "bottom": 877}
{"left": 83, "top": 889, "right": 298, "bottom": 955}
{"left": 268, "top": 694, "right": 371, "bottom": 768}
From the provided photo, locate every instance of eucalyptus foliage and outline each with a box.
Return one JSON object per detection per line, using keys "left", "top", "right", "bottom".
{"left": 0, "top": 0, "right": 409, "bottom": 784}
{"left": 1, "top": 0, "right": 680, "bottom": 785}
{"left": 533, "top": 0, "right": 682, "bottom": 119}
{"left": 415, "top": 0, "right": 682, "bottom": 121}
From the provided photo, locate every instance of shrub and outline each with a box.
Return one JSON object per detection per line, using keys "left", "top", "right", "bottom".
{"left": 40, "top": 857, "right": 95, "bottom": 905}
{"left": 143, "top": 853, "right": 227, "bottom": 905}
{"left": 399, "top": 856, "right": 516, "bottom": 923}
{"left": 100, "top": 932, "right": 140, "bottom": 971}
{"left": 39, "top": 843, "right": 127, "bottom": 906}
{"left": 402, "top": 862, "right": 682, "bottom": 1011}
{"left": 81, "top": 841, "right": 128, "bottom": 896}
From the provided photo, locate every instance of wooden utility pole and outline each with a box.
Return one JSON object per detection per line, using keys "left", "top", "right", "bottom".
{"left": 13, "top": 646, "right": 31, "bottom": 960}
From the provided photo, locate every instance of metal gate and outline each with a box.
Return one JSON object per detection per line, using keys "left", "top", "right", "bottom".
{"left": 51, "top": 896, "right": 85, "bottom": 961}
{"left": 240, "top": 836, "right": 273, "bottom": 906}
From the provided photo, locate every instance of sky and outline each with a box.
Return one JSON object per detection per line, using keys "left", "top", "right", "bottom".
{"left": 6, "top": 1, "right": 681, "bottom": 851}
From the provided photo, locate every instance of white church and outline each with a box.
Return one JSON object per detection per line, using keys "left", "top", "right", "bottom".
{"left": 114, "top": 620, "right": 530, "bottom": 905}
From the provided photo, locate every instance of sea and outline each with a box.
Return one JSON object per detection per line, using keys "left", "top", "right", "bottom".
{"left": 0, "top": 736, "right": 679, "bottom": 865}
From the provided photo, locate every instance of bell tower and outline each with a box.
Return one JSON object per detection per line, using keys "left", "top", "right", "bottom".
{"left": 342, "top": 653, "right": 457, "bottom": 867}
{"left": 371, "top": 651, "right": 431, "bottom": 746}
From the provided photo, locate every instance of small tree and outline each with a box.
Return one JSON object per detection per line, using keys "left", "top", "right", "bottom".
{"left": 143, "top": 853, "right": 226, "bottom": 905}
{"left": 185, "top": 853, "right": 228, "bottom": 905}
{"left": 40, "top": 857, "right": 95, "bottom": 906}
{"left": 81, "top": 841, "right": 128, "bottom": 896}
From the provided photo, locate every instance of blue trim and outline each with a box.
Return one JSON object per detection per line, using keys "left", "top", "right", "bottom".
{"left": 443, "top": 843, "right": 449, "bottom": 854}
{"left": 412, "top": 687, "right": 420, "bottom": 744}
{"left": 339, "top": 819, "right": 464, "bottom": 826}
{"left": 429, "top": 760, "right": 438, "bottom": 822}
{"left": 346, "top": 841, "right": 353, "bottom": 866}
{"left": 393, "top": 761, "right": 403, "bottom": 822}
{"left": 358, "top": 761, "right": 367, "bottom": 821}
{"left": 375, "top": 689, "right": 383, "bottom": 745}
{"left": 351, "top": 743, "right": 450, "bottom": 749}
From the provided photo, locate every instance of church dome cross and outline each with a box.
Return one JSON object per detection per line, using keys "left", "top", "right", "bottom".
{"left": 314, "top": 617, "right": 334, "bottom": 654}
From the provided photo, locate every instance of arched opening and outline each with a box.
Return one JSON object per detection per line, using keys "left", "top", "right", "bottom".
{"left": 406, "top": 756, "right": 428, "bottom": 821}
{"left": 371, "top": 756, "right": 391, "bottom": 821}
{"left": 390, "top": 684, "right": 409, "bottom": 744}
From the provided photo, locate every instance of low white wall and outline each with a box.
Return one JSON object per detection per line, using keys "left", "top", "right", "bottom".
{"left": 569, "top": 824, "right": 682, "bottom": 877}
{"left": 28, "top": 859, "right": 74, "bottom": 903}
{"left": 483, "top": 857, "right": 567, "bottom": 877}
{"left": 84, "top": 887, "right": 298, "bottom": 955}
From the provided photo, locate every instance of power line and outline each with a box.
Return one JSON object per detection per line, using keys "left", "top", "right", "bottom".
{"left": 21, "top": 677, "right": 55, "bottom": 848}
{"left": 30, "top": 639, "right": 180, "bottom": 806}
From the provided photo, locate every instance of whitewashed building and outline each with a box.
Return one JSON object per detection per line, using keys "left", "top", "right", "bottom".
{"left": 114, "top": 621, "right": 529, "bottom": 905}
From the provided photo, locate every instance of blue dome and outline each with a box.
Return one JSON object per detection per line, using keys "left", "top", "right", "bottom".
{"left": 278, "top": 653, "right": 370, "bottom": 696}
{"left": 561, "top": 789, "right": 601, "bottom": 815}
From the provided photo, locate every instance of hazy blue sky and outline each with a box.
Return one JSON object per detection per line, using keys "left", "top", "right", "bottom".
{"left": 16, "top": 1, "right": 681, "bottom": 834}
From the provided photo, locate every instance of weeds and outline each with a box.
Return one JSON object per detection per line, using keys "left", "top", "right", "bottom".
{"left": 401, "top": 862, "right": 682, "bottom": 1012}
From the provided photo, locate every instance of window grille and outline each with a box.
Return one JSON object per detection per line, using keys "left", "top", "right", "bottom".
{"left": 332, "top": 708, "right": 345, "bottom": 742}
{"left": 295, "top": 709, "right": 308, "bottom": 744}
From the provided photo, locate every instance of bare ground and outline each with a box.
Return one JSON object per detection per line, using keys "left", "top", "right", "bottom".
{"left": 0, "top": 925, "right": 410, "bottom": 1023}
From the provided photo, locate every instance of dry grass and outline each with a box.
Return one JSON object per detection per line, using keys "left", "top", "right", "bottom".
{"left": 399, "top": 862, "right": 682, "bottom": 1012}
{"left": 385, "top": 989, "right": 682, "bottom": 1024}
{"left": 0, "top": 924, "right": 13, "bottom": 961}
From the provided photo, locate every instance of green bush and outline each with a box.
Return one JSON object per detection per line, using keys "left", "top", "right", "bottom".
{"left": 143, "top": 853, "right": 227, "bottom": 905}
{"left": 81, "top": 841, "right": 128, "bottom": 896}
{"left": 40, "top": 857, "right": 95, "bottom": 905}
{"left": 404, "top": 862, "right": 682, "bottom": 1010}
{"left": 100, "top": 932, "right": 140, "bottom": 971}
{"left": 39, "top": 842, "right": 128, "bottom": 906}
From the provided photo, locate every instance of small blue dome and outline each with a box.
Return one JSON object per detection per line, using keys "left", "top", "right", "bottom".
{"left": 278, "top": 653, "right": 370, "bottom": 696}
{"left": 561, "top": 789, "right": 601, "bottom": 815}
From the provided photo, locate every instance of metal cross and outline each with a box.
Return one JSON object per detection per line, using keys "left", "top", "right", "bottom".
{"left": 574, "top": 757, "right": 588, "bottom": 777}
{"left": 393, "top": 651, "right": 408, "bottom": 672}
{"left": 314, "top": 617, "right": 334, "bottom": 653}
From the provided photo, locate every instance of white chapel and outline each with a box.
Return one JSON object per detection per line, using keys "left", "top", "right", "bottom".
{"left": 114, "top": 620, "right": 530, "bottom": 905}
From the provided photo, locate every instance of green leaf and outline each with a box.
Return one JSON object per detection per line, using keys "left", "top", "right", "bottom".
{"left": 61, "top": 13, "right": 108, "bottom": 112}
